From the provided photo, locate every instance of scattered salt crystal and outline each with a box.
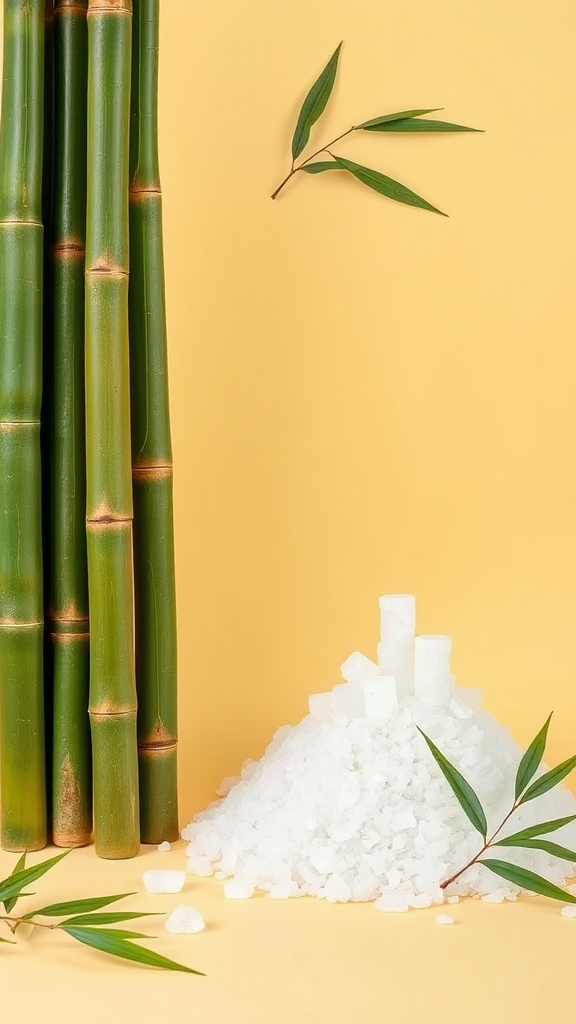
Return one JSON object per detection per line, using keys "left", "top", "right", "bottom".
{"left": 481, "top": 891, "right": 505, "bottom": 904}
{"left": 435, "top": 914, "right": 455, "bottom": 925}
{"left": 157, "top": 841, "right": 171, "bottom": 852}
{"left": 223, "top": 878, "right": 255, "bottom": 899}
{"left": 409, "top": 893, "right": 432, "bottom": 909}
{"left": 143, "top": 870, "right": 185, "bottom": 894}
{"left": 165, "top": 905, "right": 205, "bottom": 934}
{"left": 446, "top": 895, "right": 460, "bottom": 905}
{"left": 560, "top": 905, "right": 576, "bottom": 918}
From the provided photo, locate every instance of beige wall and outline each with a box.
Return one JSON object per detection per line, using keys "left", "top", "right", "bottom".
{"left": 2, "top": 1, "right": 575, "bottom": 823}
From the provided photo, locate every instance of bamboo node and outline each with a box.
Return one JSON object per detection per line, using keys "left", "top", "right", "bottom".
{"left": 52, "top": 239, "right": 85, "bottom": 257}
{"left": 133, "top": 464, "right": 173, "bottom": 481}
{"left": 87, "top": 0, "right": 131, "bottom": 14}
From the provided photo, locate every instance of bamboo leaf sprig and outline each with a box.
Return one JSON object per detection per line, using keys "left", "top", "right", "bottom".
{"left": 418, "top": 714, "right": 576, "bottom": 901}
{"left": 271, "top": 41, "right": 483, "bottom": 212}
{"left": 0, "top": 851, "right": 204, "bottom": 974}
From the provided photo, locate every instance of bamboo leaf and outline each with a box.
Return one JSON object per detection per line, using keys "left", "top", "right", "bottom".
{"left": 494, "top": 815, "right": 576, "bottom": 845}
{"left": 519, "top": 756, "right": 576, "bottom": 805}
{"left": 291, "top": 42, "right": 343, "bottom": 160}
{"left": 62, "top": 927, "right": 205, "bottom": 974}
{"left": 492, "top": 838, "right": 576, "bottom": 862}
{"left": 361, "top": 116, "right": 482, "bottom": 133}
{"left": 24, "top": 892, "right": 137, "bottom": 919}
{"left": 514, "top": 713, "right": 553, "bottom": 799}
{"left": 332, "top": 156, "right": 448, "bottom": 216}
{"left": 0, "top": 851, "right": 70, "bottom": 905}
{"left": 357, "top": 108, "right": 442, "bottom": 128}
{"left": 417, "top": 728, "right": 487, "bottom": 836}
{"left": 57, "top": 911, "right": 162, "bottom": 927}
{"left": 2, "top": 852, "right": 26, "bottom": 914}
{"left": 300, "top": 161, "right": 341, "bottom": 174}
{"left": 64, "top": 927, "right": 154, "bottom": 940}
{"left": 481, "top": 859, "right": 576, "bottom": 903}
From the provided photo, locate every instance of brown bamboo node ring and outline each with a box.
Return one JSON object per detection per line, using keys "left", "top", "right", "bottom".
{"left": 132, "top": 464, "right": 173, "bottom": 480}
{"left": 87, "top": 0, "right": 131, "bottom": 15}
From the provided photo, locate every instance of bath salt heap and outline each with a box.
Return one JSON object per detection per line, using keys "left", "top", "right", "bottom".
{"left": 182, "top": 595, "right": 576, "bottom": 909}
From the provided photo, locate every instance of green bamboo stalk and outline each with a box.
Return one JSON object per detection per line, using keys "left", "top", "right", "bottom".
{"left": 85, "top": 0, "right": 139, "bottom": 859}
{"left": 0, "top": 0, "right": 47, "bottom": 852}
{"left": 50, "top": 0, "right": 91, "bottom": 848}
{"left": 129, "top": 0, "right": 178, "bottom": 843}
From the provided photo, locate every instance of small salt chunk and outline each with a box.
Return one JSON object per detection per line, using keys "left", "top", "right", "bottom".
{"left": 435, "top": 914, "right": 455, "bottom": 925}
{"left": 217, "top": 776, "right": 240, "bottom": 797}
{"left": 157, "top": 840, "right": 171, "bottom": 852}
{"left": 560, "top": 905, "right": 576, "bottom": 918}
{"left": 267, "top": 881, "right": 298, "bottom": 900}
{"left": 186, "top": 859, "right": 213, "bottom": 877}
{"left": 165, "top": 905, "right": 205, "bottom": 934}
{"left": 214, "top": 870, "right": 227, "bottom": 880}
{"left": 391, "top": 808, "right": 417, "bottom": 833}
{"left": 331, "top": 682, "right": 365, "bottom": 720}
{"left": 340, "top": 651, "right": 380, "bottom": 685}
{"left": 568, "top": 883, "right": 576, "bottom": 895}
{"left": 446, "top": 895, "right": 460, "bottom": 905}
{"left": 448, "top": 697, "right": 474, "bottom": 720}
{"left": 375, "top": 892, "right": 410, "bottom": 913}
{"left": 323, "top": 875, "right": 352, "bottom": 903}
{"left": 223, "top": 878, "right": 255, "bottom": 899}
{"left": 409, "top": 893, "right": 432, "bottom": 909}
{"left": 308, "top": 692, "right": 333, "bottom": 722}
{"left": 143, "top": 869, "right": 185, "bottom": 894}
{"left": 481, "top": 891, "right": 504, "bottom": 904}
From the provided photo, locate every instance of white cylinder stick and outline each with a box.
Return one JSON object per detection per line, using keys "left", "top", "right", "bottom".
{"left": 414, "top": 634, "right": 452, "bottom": 705}
{"left": 341, "top": 651, "right": 380, "bottom": 685}
{"left": 363, "top": 676, "right": 398, "bottom": 721}
{"left": 378, "top": 594, "right": 416, "bottom": 643}
{"left": 377, "top": 637, "right": 414, "bottom": 697}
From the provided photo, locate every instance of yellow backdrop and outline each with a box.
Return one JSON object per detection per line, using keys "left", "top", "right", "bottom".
{"left": 1, "top": 0, "right": 575, "bottom": 826}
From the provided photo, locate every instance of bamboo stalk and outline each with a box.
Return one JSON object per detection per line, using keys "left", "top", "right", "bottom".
{"left": 85, "top": 0, "right": 139, "bottom": 859}
{"left": 0, "top": 0, "right": 47, "bottom": 852}
{"left": 50, "top": 0, "right": 91, "bottom": 847}
{"left": 129, "top": 0, "right": 178, "bottom": 843}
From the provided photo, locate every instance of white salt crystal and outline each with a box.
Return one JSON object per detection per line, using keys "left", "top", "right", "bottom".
{"left": 363, "top": 676, "right": 398, "bottom": 721}
{"left": 378, "top": 594, "right": 416, "bottom": 642}
{"left": 414, "top": 635, "right": 452, "bottom": 705}
{"left": 217, "top": 776, "right": 240, "bottom": 797}
{"left": 157, "top": 841, "right": 171, "bottom": 852}
{"left": 409, "top": 893, "right": 432, "bottom": 909}
{"left": 341, "top": 651, "right": 380, "bottom": 685}
{"left": 267, "top": 881, "right": 299, "bottom": 899}
{"left": 323, "top": 875, "right": 352, "bottom": 902}
{"left": 482, "top": 891, "right": 505, "bottom": 904}
{"left": 331, "top": 682, "right": 365, "bottom": 720}
{"left": 223, "top": 878, "right": 255, "bottom": 899}
{"left": 143, "top": 870, "right": 185, "bottom": 894}
{"left": 446, "top": 895, "right": 460, "bottom": 905}
{"left": 449, "top": 697, "right": 474, "bottom": 720}
{"left": 165, "top": 905, "right": 205, "bottom": 934}
{"left": 391, "top": 808, "right": 417, "bottom": 833}
{"left": 375, "top": 892, "right": 410, "bottom": 913}
{"left": 560, "top": 905, "right": 576, "bottom": 918}
{"left": 435, "top": 914, "right": 455, "bottom": 925}
{"left": 214, "top": 870, "right": 227, "bottom": 879}
{"left": 308, "top": 692, "right": 333, "bottom": 722}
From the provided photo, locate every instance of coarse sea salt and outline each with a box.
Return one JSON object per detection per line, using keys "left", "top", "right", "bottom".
{"left": 435, "top": 914, "right": 455, "bottom": 925}
{"left": 143, "top": 870, "right": 185, "bottom": 894}
{"left": 165, "top": 905, "right": 206, "bottom": 934}
{"left": 560, "top": 905, "right": 576, "bottom": 919}
{"left": 157, "top": 841, "right": 171, "bottom": 853}
{"left": 182, "top": 597, "right": 576, "bottom": 910}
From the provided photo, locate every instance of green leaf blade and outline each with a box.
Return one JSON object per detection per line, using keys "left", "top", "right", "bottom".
{"left": 332, "top": 155, "right": 448, "bottom": 216}
{"left": 0, "top": 936, "right": 16, "bottom": 944}
{"left": 3, "top": 852, "right": 26, "bottom": 914}
{"left": 357, "top": 108, "right": 442, "bottom": 128}
{"left": 300, "top": 161, "right": 341, "bottom": 174}
{"left": 514, "top": 713, "right": 553, "bottom": 800}
{"left": 361, "top": 117, "right": 482, "bottom": 133}
{"left": 25, "top": 893, "right": 136, "bottom": 919}
{"left": 492, "top": 838, "right": 576, "bottom": 862}
{"left": 481, "top": 859, "right": 576, "bottom": 903}
{"left": 417, "top": 728, "right": 487, "bottom": 836}
{"left": 291, "top": 42, "right": 342, "bottom": 160}
{"left": 519, "top": 755, "right": 576, "bottom": 805}
{"left": 64, "top": 927, "right": 154, "bottom": 940}
{"left": 494, "top": 815, "right": 576, "bottom": 845}
{"left": 0, "top": 851, "right": 70, "bottom": 905}
{"left": 57, "top": 911, "right": 162, "bottom": 927}
{"left": 62, "top": 927, "right": 205, "bottom": 975}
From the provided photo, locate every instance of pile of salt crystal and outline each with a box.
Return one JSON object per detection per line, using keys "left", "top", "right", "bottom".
{"left": 182, "top": 595, "right": 576, "bottom": 909}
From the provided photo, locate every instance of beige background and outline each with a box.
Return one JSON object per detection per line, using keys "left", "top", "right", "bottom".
{"left": 1, "top": 3, "right": 576, "bottom": 1020}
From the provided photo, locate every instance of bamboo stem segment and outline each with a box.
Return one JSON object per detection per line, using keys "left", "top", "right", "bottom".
{"left": 129, "top": 0, "right": 178, "bottom": 843}
{"left": 0, "top": 0, "right": 47, "bottom": 852}
{"left": 85, "top": 0, "right": 139, "bottom": 859}
{"left": 50, "top": 0, "right": 91, "bottom": 847}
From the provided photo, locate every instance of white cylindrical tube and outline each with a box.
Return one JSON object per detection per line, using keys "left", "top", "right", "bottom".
{"left": 340, "top": 651, "right": 380, "bottom": 685}
{"left": 377, "top": 637, "right": 414, "bottom": 698}
{"left": 378, "top": 594, "right": 416, "bottom": 643}
{"left": 413, "top": 634, "right": 452, "bottom": 705}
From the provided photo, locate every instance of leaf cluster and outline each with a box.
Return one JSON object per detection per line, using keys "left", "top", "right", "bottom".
{"left": 418, "top": 713, "right": 576, "bottom": 901}
{"left": 0, "top": 851, "right": 204, "bottom": 974}
{"left": 274, "top": 42, "right": 483, "bottom": 210}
